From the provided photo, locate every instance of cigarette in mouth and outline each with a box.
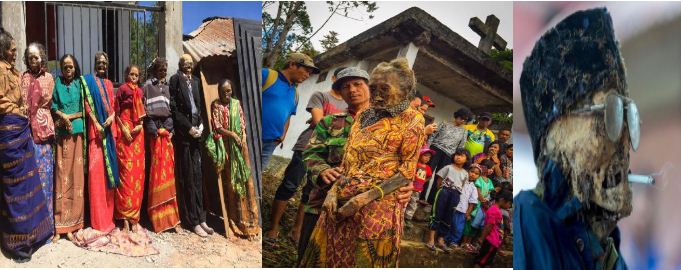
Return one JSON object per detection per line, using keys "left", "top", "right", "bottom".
{"left": 628, "top": 174, "right": 655, "bottom": 185}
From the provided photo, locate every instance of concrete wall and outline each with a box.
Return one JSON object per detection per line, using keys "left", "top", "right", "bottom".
{"left": 1, "top": 2, "right": 26, "bottom": 71}
{"left": 160, "top": 1, "right": 182, "bottom": 76}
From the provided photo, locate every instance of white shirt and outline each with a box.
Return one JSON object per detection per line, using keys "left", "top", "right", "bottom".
{"left": 455, "top": 181, "right": 479, "bottom": 213}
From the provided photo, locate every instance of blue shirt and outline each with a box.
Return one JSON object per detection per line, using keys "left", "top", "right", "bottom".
{"left": 262, "top": 68, "right": 297, "bottom": 141}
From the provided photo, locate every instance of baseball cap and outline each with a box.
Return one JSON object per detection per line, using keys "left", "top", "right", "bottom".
{"left": 332, "top": 67, "right": 369, "bottom": 90}
{"left": 287, "top": 52, "right": 320, "bottom": 74}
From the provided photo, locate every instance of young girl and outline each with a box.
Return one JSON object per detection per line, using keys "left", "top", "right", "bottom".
{"left": 462, "top": 160, "right": 496, "bottom": 252}
{"left": 474, "top": 190, "right": 513, "bottom": 267}
{"left": 425, "top": 148, "right": 469, "bottom": 252}
{"left": 114, "top": 64, "right": 146, "bottom": 232}
{"left": 405, "top": 147, "right": 434, "bottom": 221}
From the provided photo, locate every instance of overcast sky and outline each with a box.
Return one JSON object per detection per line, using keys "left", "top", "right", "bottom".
{"left": 265, "top": 1, "right": 513, "bottom": 52}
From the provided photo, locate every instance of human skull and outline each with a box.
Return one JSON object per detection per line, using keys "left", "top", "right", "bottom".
{"left": 543, "top": 89, "right": 633, "bottom": 240}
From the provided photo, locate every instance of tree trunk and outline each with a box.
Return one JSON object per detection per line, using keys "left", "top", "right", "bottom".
{"left": 264, "top": 2, "right": 303, "bottom": 68}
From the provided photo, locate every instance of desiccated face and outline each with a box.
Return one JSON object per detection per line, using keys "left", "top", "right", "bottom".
{"left": 544, "top": 89, "right": 633, "bottom": 240}
{"left": 368, "top": 72, "right": 406, "bottom": 109}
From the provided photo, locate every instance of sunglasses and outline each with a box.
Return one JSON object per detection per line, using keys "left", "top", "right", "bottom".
{"left": 572, "top": 92, "right": 640, "bottom": 151}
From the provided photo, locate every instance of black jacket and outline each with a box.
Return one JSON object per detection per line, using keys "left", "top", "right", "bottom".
{"left": 169, "top": 71, "right": 204, "bottom": 141}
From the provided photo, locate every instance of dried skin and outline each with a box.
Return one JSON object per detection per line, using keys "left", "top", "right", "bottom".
{"left": 542, "top": 90, "right": 633, "bottom": 240}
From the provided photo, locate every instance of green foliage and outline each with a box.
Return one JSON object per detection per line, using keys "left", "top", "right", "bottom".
{"left": 492, "top": 112, "right": 513, "bottom": 125}
{"left": 129, "top": 4, "right": 161, "bottom": 80}
{"left": 320, "top": 31, "right": 339, "bottom": 51}
{"left": 490, "top": 48, "right": 512, "bottom": 72}
{"left": 262, "top": 1, "right": 377, "bottom": 68}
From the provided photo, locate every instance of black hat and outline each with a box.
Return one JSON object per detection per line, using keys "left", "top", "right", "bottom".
{"left": 479, "top": 112, "right": 492, "bottom": 120}
{"left": 520, "top": 8, "right": 627, "bottom": 162}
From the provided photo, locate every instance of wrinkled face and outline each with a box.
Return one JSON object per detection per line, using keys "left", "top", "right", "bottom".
{"left": 219, "top": 82, "right": 232, "bottom": 103}
{"left": 4, "top": 40, "right": 16, "bottom": 66}
{"left": 95, "top": 55, "right": 108, "bottom": 77}
{"left": 126, "top": 66, "right": 139, "bottom": 84}
{"left": 180, "top": 58, "right": 193, "bottom": 74}
{"left": 27, "top": 47, "right": 41, "bottom": 72}
{"left": 61, "top": 57, "right": 75, "bottom": 80}
{"left": 339, "top": 77, "right": 370, "bottom": 108}
{"left": 544, "top": 89, "right": 632, "bottom": 240}
{"left": 369, "top": 72, "right": 406, "bottom": 109}
{"left": 155, "top": 64, "right": 168, "bottom": 81}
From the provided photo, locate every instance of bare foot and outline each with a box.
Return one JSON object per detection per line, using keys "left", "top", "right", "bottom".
{"left": 52, "top": 234, "right": 61, "bottom": 242}
{"left": 264, "top": 229, "right": 279, "bottom": 239}
{"left": 132, "top": 223, "right": 140, "bottom": 233}
{"left": 287, "top": 229, "right": 301, "bottom": 245}
{"left": 200, "top": 222, "right": 214, "bottom": 235}
{"left": 66, "top": 232, "right": 75, "bottom": 241}
{"left": 194, "top": 225, "right": 208, "bottom": 238}
{"left": 123, "top": 220, "right": 130, "bottom": 233}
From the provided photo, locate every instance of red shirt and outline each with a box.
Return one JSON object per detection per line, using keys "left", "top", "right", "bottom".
{"left": 413, "top": 163, "right": 432, "bottom": 192}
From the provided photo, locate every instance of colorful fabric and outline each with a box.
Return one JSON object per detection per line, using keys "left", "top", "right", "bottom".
{"left": 21, "top": 71, "right": 55, "bottom": 143}
{"left": 52, "top": 76, "right": 86, "bottom": 136}
{"left": 300, "top": 107, "right": 425, "bottom": 267}
{"left": 485, "top": 204, "right": 504, "bottom": 248}
{"left": 114, "top": 82, "right": 146, "bottom": 223}
{"left": 82, "top": 75, "right": 117, "bottom": 233}
{"left": 54, "top": 134, "right": 85, "bottom": 234}
{"left": 33, "top": 142, "right": 54, "bottom": 225}
{"left": 0, "top": 114, "right": 52, "bottom": 259}
{"left": 82, "top": 74, "right": 120, "bottom": 189}
{"left": 292, "top": 90, "right": 348, "bottom": 151}
{"left": 147, "top": 128, "right": 180, "bottom": 233}
{"left": 413, "top": 163, "right": 432, "bottom": 192}
{"left": 212, "top": 98, "right": 260, "bottom": 237}
{"left": 302, "top": 113, "right": 354, "bottom": 215}
{"left": 0, "top": 60, "right": 26, "bottom": 116}
{"left": 427, "top": 121, "right": 467, "bottom": 156}
{"left": 73, "top": 227, "right": 159, "bottom": 257}
{"left": 463, "top": 124, "right": 495, "bottom": 157}
{"left": 472, "top": 177, "right": 495, "bottom": 217}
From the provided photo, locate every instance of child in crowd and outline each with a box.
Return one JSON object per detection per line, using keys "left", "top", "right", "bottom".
{"left": 462, "top": 161, "right": 495, "bottom": 252}
{"left": 474, "top": 190, "right": 513, "bottom": 267}
{"left": 446, "top": 164, "right": 481, "bottom": 248}
{"left": 425, "top": 148, "right": 469, "bottom": 253}
{"left": 405, "top": 147, "right": 434, "bottom": 220}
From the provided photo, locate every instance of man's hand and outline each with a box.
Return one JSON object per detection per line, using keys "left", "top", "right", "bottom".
{"left": 466, "top": 213, "right": 472, "bottom": 221}
{"left": 104, "top": 114, "right": 114, "bottom": 127}
{"left": 320, "top": 167, "right": 343, "bottom": 185}
{"left": 396, "top": 182, "right": 414, "bottom": 206}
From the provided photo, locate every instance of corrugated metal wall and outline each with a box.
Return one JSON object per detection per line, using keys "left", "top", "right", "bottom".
{"left": 233, "top": 18, "right": 263, "bottom": 200}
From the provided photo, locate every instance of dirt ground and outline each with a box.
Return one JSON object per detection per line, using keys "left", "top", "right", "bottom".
{"left": 0, "top": 216, "right": 262, "bottom": 267}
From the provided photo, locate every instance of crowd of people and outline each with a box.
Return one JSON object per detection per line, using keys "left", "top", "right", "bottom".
{"left": 262, "top": 52, "right": 513, "bottom": 267}
{"left": 0, "top": 28, "right": 259, "bottom": 261}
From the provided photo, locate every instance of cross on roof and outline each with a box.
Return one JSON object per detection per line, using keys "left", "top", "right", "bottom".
{"left": 469, "top": 15, "right": 507, "bottom": 54}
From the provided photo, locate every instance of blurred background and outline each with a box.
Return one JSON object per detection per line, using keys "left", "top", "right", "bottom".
{"left": 514, "top": 2, "right": 681, "bottom": 269}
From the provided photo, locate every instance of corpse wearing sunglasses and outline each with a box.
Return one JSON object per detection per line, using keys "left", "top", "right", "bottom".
{"left": 515, "top": 8, "right": 643, "bottom": 269}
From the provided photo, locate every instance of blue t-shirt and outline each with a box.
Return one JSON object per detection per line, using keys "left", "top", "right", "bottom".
{"left": 262, "top": 68, "right": 298, "bottom": 141}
